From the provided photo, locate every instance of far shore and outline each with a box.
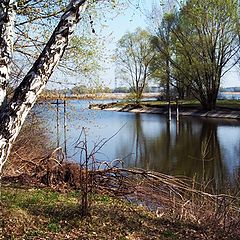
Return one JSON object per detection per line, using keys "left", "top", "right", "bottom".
{"left": 39, "top": 92, "right": 160, "bottom": 101}
{"left": 38, "top": 92, "right": 240, "bottom": 120}
{"left": 39, "top": 91, "right": 240, "bottom": 101}
{"left": 90, "top": 102, "right": 240, "bottom": 120}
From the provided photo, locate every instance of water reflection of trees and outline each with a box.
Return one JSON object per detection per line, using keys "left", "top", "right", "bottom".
{"left": 117, "top": 115, "right": 235, "bottom": 191}
{"left": 173, "top": 119, "right": 227, "bottom": 192}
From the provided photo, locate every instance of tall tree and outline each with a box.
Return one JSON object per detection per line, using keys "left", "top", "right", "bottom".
{"left": 150, "top": 0, "right": 240, "bottom": 110}
{"left": 149, "top": 2, "right": 191, "bottom": 100}
{"left": 150, "top": 13, "right": 175, "bottom": 101}
{"left": 116, "top": 28, "right": 155, "bottom": 103}
{"left": 174, "top": 0, "right": 240, "bottom": 110}
{"left": 0, "top": 0, "right": 89, "bottom": 173}
{"left": 0, "top": 0, "right": 15, "bottom": 106}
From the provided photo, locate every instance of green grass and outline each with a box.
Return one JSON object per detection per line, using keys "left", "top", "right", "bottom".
{"left": 112, "top": 99, "right": 240, "bottom": 109}
{"left": 162, "top": 229, "right": 177, "bottom": 239}
{"left": 1, "top": 184, "right": 237, "bottom": 239}
{"left": 0, "top": 186, "right": 177, "bottom": 239}
{"left": 216, "top": 99, "right": 240, "bottom": 108}
{"left": 2, "top": 187, "right": 64, "bottom": 209}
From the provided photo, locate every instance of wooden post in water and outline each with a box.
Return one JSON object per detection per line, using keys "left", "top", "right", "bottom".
{"left": 176, "top": 97, "right": 180, "bottom": 135}
{"left": 63, "top": 95, "right": 67, "bottom": 159}
{"left": 176, "top": 97, "right": 179, "bottom": 122}
{"left": 168, "top": 101, "right": 171, "bottom": 121}
{"left": 56, "top": 99, "right": 60, "bottom": 148}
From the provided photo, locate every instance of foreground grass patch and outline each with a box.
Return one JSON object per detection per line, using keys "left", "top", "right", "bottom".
{"left": 1, "top": 185, "right": 238, "bottom": 239}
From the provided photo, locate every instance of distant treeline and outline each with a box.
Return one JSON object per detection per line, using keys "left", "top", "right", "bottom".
{"left": 41, "top": 85, "right": 160, "bottom": 97}
{"left": 220, "top": 87, "right": 240, "bottom": 92}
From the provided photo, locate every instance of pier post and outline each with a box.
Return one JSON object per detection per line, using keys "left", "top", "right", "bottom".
{"left": 56, "top": 99, "right": 60, "bottom": 148}
{"left": 176, "top": 97, "right": 179, "bottom": 122}
{"left": 168, "top": 101, "right": 171, "bottom": 121}
{"left": 63, "top": 96, "right": 67, "bottom": 159}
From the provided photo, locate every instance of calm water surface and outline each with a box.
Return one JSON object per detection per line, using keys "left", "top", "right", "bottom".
{"left": 36, "top": 100, "right": 240, "bottom": 192}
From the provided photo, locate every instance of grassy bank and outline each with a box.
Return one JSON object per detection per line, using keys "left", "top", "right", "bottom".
{"left": 143, "top": 99, "right": 240, "bottom": 109}
{"left": 90, "top": 99, "right": 240, "bottom": 120}
{"left": 1, "top": 183, "right": 240, "bottom": 240}
{"left": 0, "top": 185, "right": 197, "bottom": 240}
{"left": 104, "top": 99, "right": 240, "bottom": 109}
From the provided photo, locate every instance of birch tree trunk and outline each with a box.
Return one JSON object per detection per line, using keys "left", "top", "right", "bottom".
{"left": 0, "top": 0, "right": 88, "bottom": 174}
{"left": 0, "top": 0, "right": 15, "bottom": 107}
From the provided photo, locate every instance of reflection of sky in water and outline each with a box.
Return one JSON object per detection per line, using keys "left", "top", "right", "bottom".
{"left": 35, "top": 100, "right": 240, "bottom": 191}
{"left": 135, "top": 114, "right": 165, "bottom": 137}
{"left": 218, "top": 126, "right": 240, "bottom": 177}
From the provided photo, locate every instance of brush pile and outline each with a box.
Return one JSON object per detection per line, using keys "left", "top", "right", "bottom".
{"left": 2, "top": 146, "right": 240, "bottom": 238}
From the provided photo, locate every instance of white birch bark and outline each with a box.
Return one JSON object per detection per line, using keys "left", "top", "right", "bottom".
{"left": 0, "top": 0, "right": 88, "bottom": 174}
{"left": 0, "top": 0, "right": 15, "bottom": 107}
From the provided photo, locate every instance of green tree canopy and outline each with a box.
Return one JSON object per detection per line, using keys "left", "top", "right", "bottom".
{"left": 150, "top": 0, "right": 240, "bottom": 109}
{"left": 175, "top": 0, "right": 240, "bottom": 109}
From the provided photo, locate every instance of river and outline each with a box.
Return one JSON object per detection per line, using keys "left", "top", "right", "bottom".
{"left": 35, "top": 99, "right": 240, "bottom": 193}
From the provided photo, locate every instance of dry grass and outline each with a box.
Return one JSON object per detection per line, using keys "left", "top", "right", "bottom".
{"left": 2, "top": 184, "right": 239, "bottom": 240}
{"left": 3, "top": 113, "right": 53, "bottom": 177}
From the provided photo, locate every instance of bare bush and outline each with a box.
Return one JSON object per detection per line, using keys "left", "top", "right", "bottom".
{"left": 3, "top": 113, "right": 53, "bottom": 177}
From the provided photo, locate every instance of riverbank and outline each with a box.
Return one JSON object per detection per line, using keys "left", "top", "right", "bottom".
{"left": 0, "top": 185, "right": 200, "bottom": 240}
{"left": 90, "top": 101, "right": 240, "bottom": 120}
{"left": 2, "top": 143, "right": 240, "bottom": 240}
{"left": 2, "top": 142, "right": 240, "bottom": 239}
{"left": 2, "top": 179, "right": 239, "bottom": 240}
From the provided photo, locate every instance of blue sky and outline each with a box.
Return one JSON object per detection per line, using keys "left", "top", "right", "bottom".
{"left": 96, "top": 0, "right": 152, "bottom": 88}
{"left": 50, "top": 0, "right": 154, "bottom": 90}
{"left": 50, "top": 0, "right": 239, "bottom": 89}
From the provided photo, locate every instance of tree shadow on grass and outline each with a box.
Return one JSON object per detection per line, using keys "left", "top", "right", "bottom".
{"left": 21, "top": 198, "right": 173, "bottom": 238}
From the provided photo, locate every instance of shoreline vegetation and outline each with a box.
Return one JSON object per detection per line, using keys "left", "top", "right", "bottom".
{"left": 39, "top": 92, "right": 240, "bottom": 120}
{"left": 89, "top": 100, "right": 240, "bottom": 120}
{"left": 2, "top": 158, "right": 240, "bottom": 240}
{"left": 39, "top": 93, "right": 160, "bottom": 101}
{"left": 39, "top": 92, "right": 240, "bottom": 101}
